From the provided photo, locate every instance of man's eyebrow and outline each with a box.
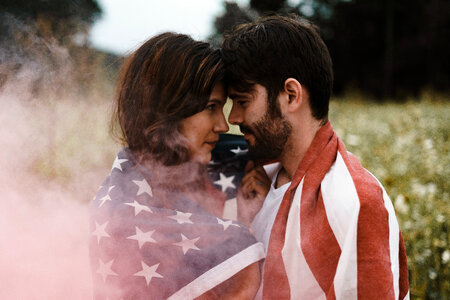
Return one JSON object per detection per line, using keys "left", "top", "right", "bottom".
{"left": 228, "top": 93, "right": 239, "bottom": 100}
{"left": 228, "top": 92, "right": 250, "bottom": 100}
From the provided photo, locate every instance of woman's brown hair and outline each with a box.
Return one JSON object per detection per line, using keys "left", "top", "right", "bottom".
{"left": 113, "top": 32, "right": 225, "bottom": 165}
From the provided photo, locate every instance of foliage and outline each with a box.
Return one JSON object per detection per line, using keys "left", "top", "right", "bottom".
{"left": 0, "top": 0, "right": 101, "bottom": 44}
{"left": 210, "top": 2, "right": 255, "bottom": 45}
{"left": 315, "top": 0, "right": 450, "bottom": 99}
{"left": 211, "top": 0, "right": 450, "bottom": 99}
{"left": 0, "top": 4, "right": 121, "bottom": 101}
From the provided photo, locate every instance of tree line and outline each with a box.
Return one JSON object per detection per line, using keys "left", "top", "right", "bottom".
{"left": 212, "top": 0, "right": 450, "bottom": 100}
{"left": 1, "top": 0, "right": 448, "bottom": 100}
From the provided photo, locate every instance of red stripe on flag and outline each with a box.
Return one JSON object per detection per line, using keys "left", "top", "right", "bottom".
{"left": 398, "top": 231, "right": 409, "bottom": 299}
{"left": 338, "top": 141, "right": 395, "bottom": 299}
{"left": 263, "top": 122, "right": 337, "bottom": 299}
{"left": 301, "top": 190, "right": 340, "bottom": 298}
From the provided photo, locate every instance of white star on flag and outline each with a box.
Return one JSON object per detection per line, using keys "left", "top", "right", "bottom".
{"left": 125, "top": 200, "right": 152, "bottom": 216}
{"left": 214, "top": 173, "right": 236, "bottom": 192}
{"left": 168, "top": 211, "right": 193, "bottom": 224}
{"left": 133, "top": 179, "right": 153, "bottom": 197}
{"left": 97, "top": 259, "right": 118, "bottom": 282}
{"left": 112, "top": 157, "right": 128, "bottom": 171}
{"left": 173, "top": 234, "right": 200, "bottom": 254}
{"left": 108, "top": 185, "right": 115, "bottom": 193}
{"left": 92, "top": 221, "right": 110, "bottom": 243}
{"left": 98, "top": 194, "right": 111, "bottom": 208}
{"left": 216, "top": 218, "right": 240, "bottom": 230}
{"left": 230, "top": 146, "right": 248, "bottom": 155}
{"left": 127, "top": 227, "right": 156, "bottom": 249}
{"left": 134, "top": 262, "right": 163, "bottom": 285}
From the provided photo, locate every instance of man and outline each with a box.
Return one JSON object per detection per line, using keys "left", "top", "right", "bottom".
{"left": 221, "top": 15, "right": 409, "bottom": 299}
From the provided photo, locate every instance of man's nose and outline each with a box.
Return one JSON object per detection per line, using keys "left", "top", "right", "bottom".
{"left": 228, "top": 103, "right": 243, "bottom": 125}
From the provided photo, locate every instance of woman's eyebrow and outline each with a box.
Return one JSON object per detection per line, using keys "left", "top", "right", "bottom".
{"left": 208, "top": 98, "right": 226, "bottom": 105}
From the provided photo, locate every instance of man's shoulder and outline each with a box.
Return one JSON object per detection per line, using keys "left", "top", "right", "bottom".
{"left": 324, "top": 149, "right": 387, "bottom": 210}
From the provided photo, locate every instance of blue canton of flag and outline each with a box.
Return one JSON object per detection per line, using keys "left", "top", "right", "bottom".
{"left": 207, "top": 134, "right": 250, "bottom": 219}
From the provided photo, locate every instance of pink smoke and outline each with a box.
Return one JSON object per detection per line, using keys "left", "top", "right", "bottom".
{"left": 0, "top": 84, "right": 113, "bottom": 299}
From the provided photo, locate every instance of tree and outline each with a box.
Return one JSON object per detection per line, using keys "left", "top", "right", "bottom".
{"left": 211, "top": 0, "right": 449, "bottom": 99}
{"left": 210, "top": 2, "right": 254, "bottom": 46}
{"left": 0, "top": 0, "right": 104, "bottom": 98}
{"left": 0, "top": 0, "right": 101, "bottom": 45}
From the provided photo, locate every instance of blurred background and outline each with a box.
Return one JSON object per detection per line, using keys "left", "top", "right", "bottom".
{"left": 0, "top": 0, "right": 448, "bottom": 299}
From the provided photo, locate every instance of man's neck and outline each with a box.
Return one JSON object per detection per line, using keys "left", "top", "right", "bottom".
{"left": 279, "top": 120, "right": 323, "bottom": 181}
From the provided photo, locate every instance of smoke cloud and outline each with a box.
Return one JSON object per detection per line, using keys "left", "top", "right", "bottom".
{"left": 0, "top": 42, "right": 118, "bottom": 298}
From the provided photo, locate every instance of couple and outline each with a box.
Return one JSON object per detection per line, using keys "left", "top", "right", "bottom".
{"left": 90, "top": 15, "right": 409, "bottom": 299}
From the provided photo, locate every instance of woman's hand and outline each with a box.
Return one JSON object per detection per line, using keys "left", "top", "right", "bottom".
{"left": 237, "top": 161, "right": 271, "bottom": 228}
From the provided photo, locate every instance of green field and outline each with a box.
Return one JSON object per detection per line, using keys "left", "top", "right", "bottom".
{"left": 5, "top": 91, "right": 449, "bottom": 299}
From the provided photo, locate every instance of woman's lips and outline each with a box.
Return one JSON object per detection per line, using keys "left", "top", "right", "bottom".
{"left": 205, "top": 141, "right": 218, "bottom": 148}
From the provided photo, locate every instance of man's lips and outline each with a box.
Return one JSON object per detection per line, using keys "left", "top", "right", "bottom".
{"left": 239, "top": 125, "right": 254, "bottom": 136}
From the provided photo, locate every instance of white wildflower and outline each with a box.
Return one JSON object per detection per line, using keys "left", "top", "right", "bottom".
{"left": 436, "top": 214, "right": 445, "bottom": 223}
{"left": 412, "top": 181, "right": 427, "bottom": 197}
{"left": 403, "top": 221, "right": 412, "bottom": 230}
{"left": 347, "top": 134, "right": 360, "bottom": 146}
{"left": 442, "top": 250, "right": 450, "bottom": 264}
{"left": 424, "top": 138, "right": 433, "bottom": 150}
{"left": 395, "top": 194, "right": 409, "bottom": 214}
{"left": 423, "top": 249, "right": 432, "bottom": 257}
{"left": 426, "top": 183, "right": 437, "bottom": 195}
{"left": 428, "top": 269, "right": 437, "bottom": 280}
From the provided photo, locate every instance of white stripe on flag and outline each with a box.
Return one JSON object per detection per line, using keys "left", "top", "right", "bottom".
{"left": 168, "top": 243, "right": 265, "bottom": 300}
{"left": 322, "top": 152, "right": 359, "bottom": 300}
{"left": 282, "top": 180, "right": 326, "bottom": 300}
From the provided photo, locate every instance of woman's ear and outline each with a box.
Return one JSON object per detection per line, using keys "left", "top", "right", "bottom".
{"left": 284, "top": 78, "right": 303, "bottom": 112}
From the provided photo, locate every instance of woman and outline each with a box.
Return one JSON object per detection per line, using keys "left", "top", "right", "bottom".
{"left": 90, "top": 33, "right": 265, "bottom": 299}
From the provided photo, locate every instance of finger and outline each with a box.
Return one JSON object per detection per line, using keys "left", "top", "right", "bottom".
{"left": 242, "top": 167, "right": 266, "bottom": 182}
{"left": 250, "top": 180, "right": 270, "bottom": 198}
{"left": 241, "top": 180, "right": 254, "bottom": 197}
{"left": 252, "top": 166, "right": 270, "bottom": 180}
{"left": 242, "top": 172, "right": 270, "bottom": 191}
{"left": 241, "top": 178, "right": 267, "bottom": 200}
{"left": 244, "top": 160, "right": 255, "bottom": 172}
{"left": 252, "top": 168, "right": 271, "bottom": 187}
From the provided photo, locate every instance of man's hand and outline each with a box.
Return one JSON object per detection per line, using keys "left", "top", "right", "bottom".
{"left": 237, "top": 161, "right": 271, "bottom": 227}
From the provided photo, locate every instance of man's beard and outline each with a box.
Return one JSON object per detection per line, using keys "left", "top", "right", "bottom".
{"left": 240, "top": 112, "right": 292, "bottom": 162}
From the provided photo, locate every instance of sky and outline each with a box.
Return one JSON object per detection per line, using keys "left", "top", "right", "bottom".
{"left": 89, "top": 0, "right": 249, "bottom": 55}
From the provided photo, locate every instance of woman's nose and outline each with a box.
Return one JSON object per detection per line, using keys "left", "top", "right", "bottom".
{"left": 214, "top": 111, "right": 229, "bottom": 133}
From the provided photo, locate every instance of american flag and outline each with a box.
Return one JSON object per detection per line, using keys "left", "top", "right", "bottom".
{"left": 90, "top": 136, "right": 263, "bottom": 299}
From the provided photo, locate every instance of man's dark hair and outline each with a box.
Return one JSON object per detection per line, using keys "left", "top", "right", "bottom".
{"left": 221, "top": 15, "right": 333, "bottom": 121}
{"left": 114, "top": 32, "right": 224, "bottom": 165}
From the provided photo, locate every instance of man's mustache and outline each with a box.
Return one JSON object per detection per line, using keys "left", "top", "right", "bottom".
{"left": 239, "top": 124, "right": 254, "bottom": 135}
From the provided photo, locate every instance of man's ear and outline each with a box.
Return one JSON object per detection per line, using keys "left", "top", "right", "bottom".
{"left": 284, "top": 78, "right": 303, "bottom": 112}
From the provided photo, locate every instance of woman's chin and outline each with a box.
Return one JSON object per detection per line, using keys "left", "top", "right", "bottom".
{"left": 192, "top": 153, "right": 212, "bottom": 165}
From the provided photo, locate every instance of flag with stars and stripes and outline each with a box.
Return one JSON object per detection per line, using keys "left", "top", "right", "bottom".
{"left": 90, "top": 146, "right": 264, "bottom": 299}
{"left": 207, "top": 133, "right": 250, "bottom": 220}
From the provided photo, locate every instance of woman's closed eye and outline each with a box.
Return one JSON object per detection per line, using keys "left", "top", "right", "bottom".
{"left": 205, "top": 103, "right": 217, "bottom": 111}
